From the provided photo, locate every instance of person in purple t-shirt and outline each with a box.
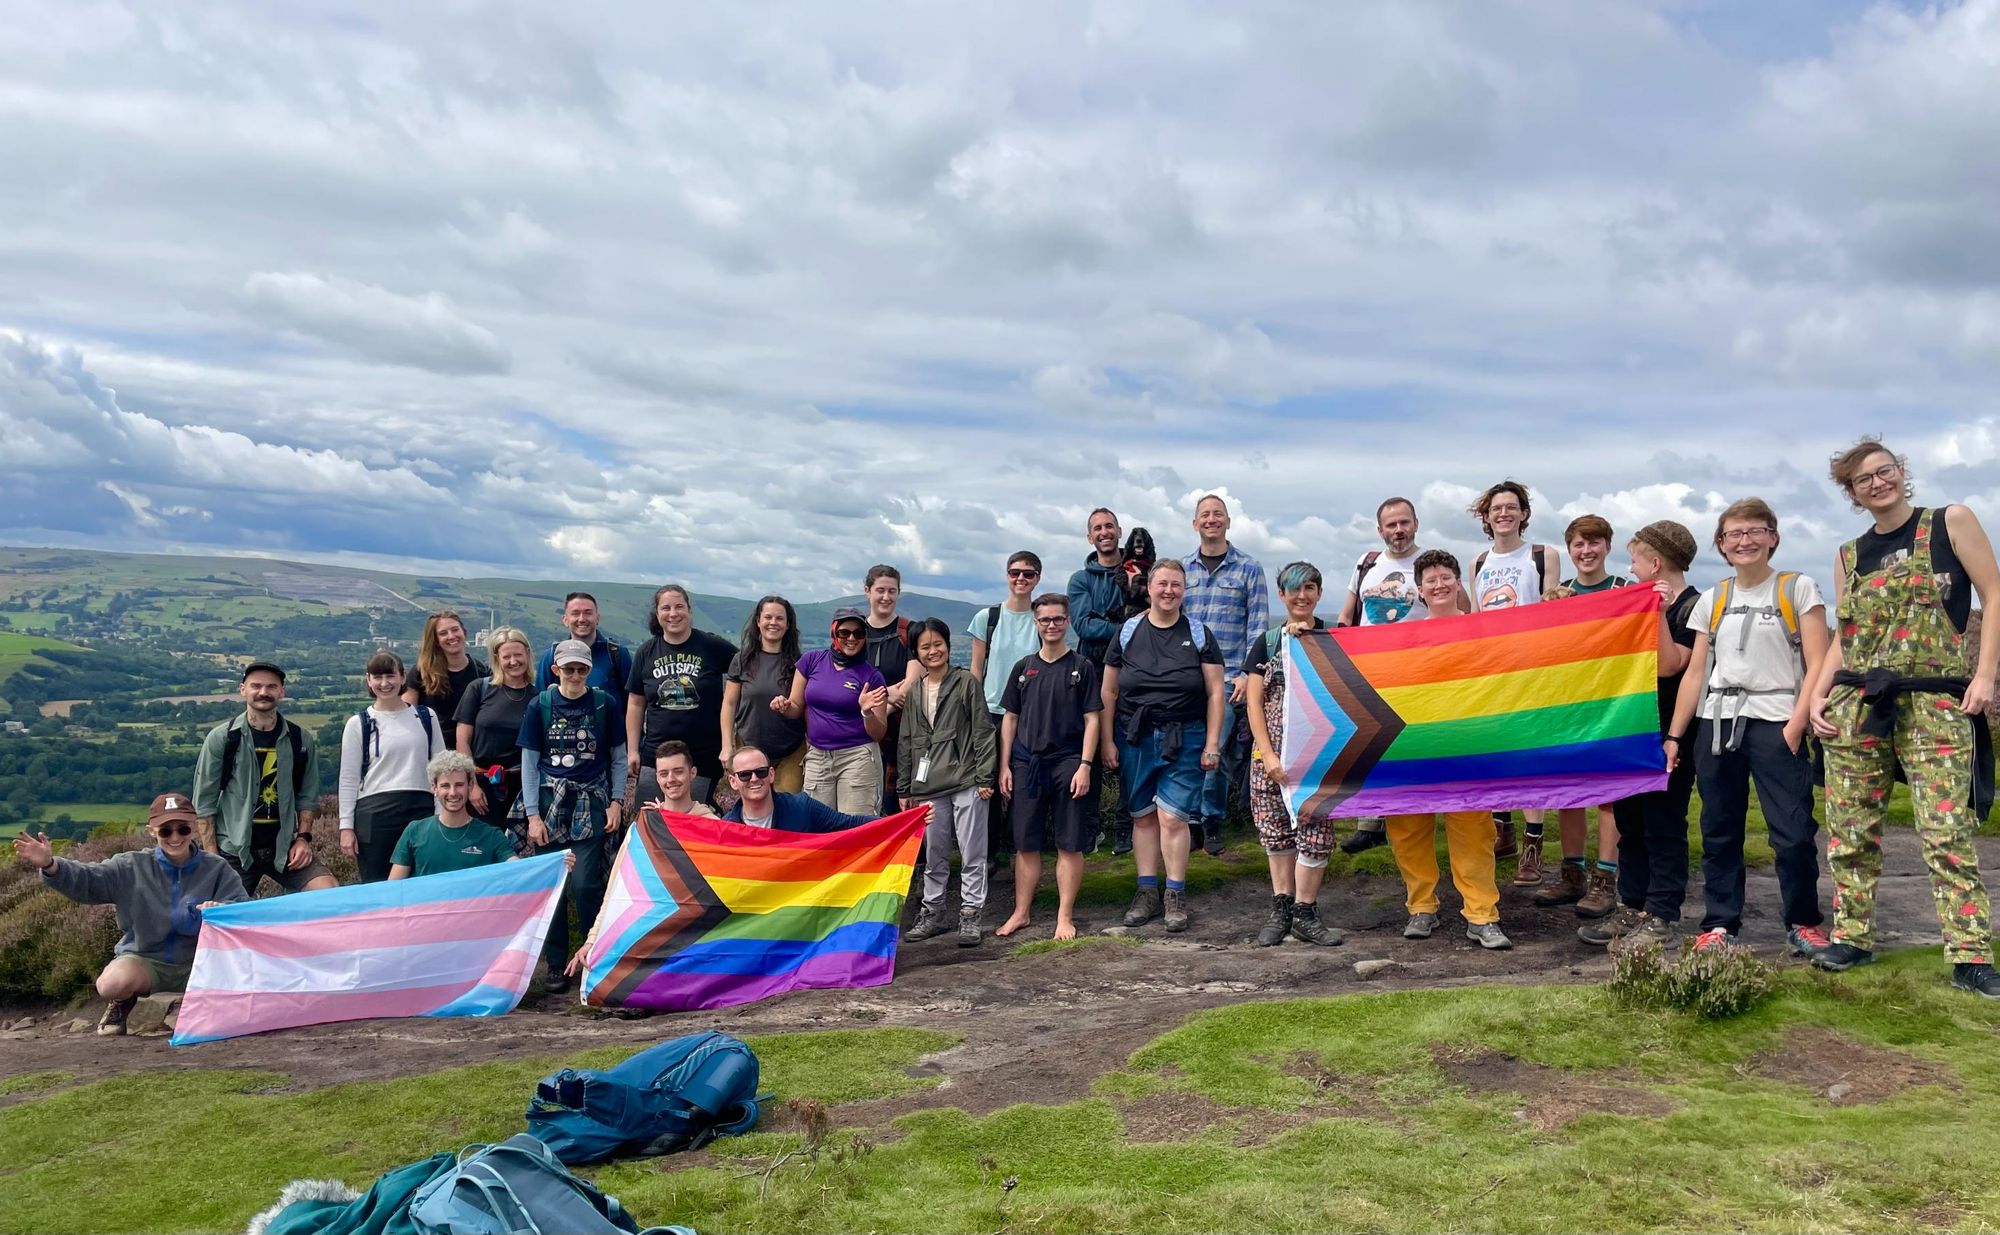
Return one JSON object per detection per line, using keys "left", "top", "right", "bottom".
{"left": 774, "top": 607, "right": 891, "bottom": 814}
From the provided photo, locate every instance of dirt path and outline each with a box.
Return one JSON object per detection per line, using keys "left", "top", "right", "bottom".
{"left": 2, "top": 830, "right": 1985, "bottom": 1117}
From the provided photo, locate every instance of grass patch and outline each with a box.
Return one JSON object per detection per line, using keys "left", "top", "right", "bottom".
{"left": 1013, "top": 934, "right": 1142, "bottom": 959}
{"left": 0, "top": 630, "right": 85, "bottom": 684}
{"left": 0, "top": 1026, "right": 955, "bottom": 1235}
{"left": 0, "top": 1069, "right": 72, "bottom": 1096}
{"left": 30, "top": 802, "right": 149, "bottom": 825}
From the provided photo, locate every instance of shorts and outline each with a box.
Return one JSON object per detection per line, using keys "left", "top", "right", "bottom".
{"left": 1117, "top": 728, "right": 1205, "bottom": 825}
{"left": 1010, "top": 754, "right": 1100, "bottom": 853}
{"left": 222, "top": 846, "right": 334, "bottom": 895}
{"left": 127, "top": 953, "right": 193, "bottom": 994}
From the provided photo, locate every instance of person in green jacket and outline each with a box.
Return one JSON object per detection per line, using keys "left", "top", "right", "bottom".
{"left": 191, "top": 661, "right": 334, "bottom": 894}
{"left": 898, "top": 619, "right": 998, "bottom": 947}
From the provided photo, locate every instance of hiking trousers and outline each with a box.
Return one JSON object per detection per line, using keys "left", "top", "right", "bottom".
{"left": 1694, "top": 717, "right": 1823, "bottom": 934}
{"left": 1610, "top": 755, "right": 1695, "bottom": 920}
{"left": 803, "top": 742, "right": 883, "bottom": 816}
{"left": 1385, "top": 811, "right": 1500, "bottom": 925}
{"left": 918, "top": 785, "right": 989, "bottom": 914}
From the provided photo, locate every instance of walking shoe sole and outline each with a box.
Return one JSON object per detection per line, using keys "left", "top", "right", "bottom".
{"left": 1811, "top": 952, "right": 1874, "bottom": 972}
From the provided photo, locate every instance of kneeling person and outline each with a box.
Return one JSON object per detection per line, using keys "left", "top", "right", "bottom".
{"left": 995, "top": 594, "right": 1103, "bottom": 941}
{"left": 13, "top": 793, "right": 248, "bottom": 1035}
{"left": 1384, "top": 553, "right": 1511, "bottom": 950}
{"left": 389, "top": 752, "right": 515, "bottom": 879}
{"left": 641, "top": 740, "right": 721, "bottom": 819}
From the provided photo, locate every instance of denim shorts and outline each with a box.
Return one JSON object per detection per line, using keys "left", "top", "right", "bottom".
{"left": 1118, "top": 729, "right": 1205, "bottom": 824}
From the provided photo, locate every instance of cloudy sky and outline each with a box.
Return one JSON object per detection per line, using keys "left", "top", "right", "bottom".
{"left": 4, "top": 0, "right": 1999, "bottom": 604}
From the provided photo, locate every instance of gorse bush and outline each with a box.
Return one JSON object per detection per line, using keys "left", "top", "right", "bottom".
{"left": 1609, "top": 937, "right": 1775, "bottom": 1019}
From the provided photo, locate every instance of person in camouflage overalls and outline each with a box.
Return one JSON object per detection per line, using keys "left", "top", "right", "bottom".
{"left": 1808, "top": 438, "right": 2000, "bottom": 998}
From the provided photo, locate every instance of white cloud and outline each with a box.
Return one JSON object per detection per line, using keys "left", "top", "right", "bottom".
{"left": 241, "top": 272, "right": 510, "bottom": 374}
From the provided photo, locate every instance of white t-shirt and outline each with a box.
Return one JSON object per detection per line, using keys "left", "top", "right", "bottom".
{"left": 969, "top": 604, "right": 1040, "bottom": 715}
{"left": 1351, "top": 550, "right": 1426, "bottom": 625}
{"left": 1474, "top": 542, "right": 1547, "bottom": 612}
{"left": 1687, "top": 573, "right": 1825, "bottom": 722}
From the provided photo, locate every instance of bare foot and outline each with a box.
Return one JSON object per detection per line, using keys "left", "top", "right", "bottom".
{"left": 995, "top": 912, "right": 1033, "bottom": 937}
{"left": 1053, "top": 917, "right": 1077, "bottom": 941}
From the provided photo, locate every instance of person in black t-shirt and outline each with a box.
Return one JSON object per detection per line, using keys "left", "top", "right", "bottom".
{"left": 403, "top": 611, "right": 490, "bottom": 720}
{"left": 995, "top": 594, "right": 1102, "bottom": 941}
{"left": 624, "top": 584, "right": 736, "bottom": 810}
{"left": 722, "top": 596, "right": 809, "bottom": 797}
{"left": 862, "top": 565, "right": 918, "bottom": 815}
{"left": 1582, "top": 521, "right": 1701, "bottom": 948}
{"left": 455, "top": 626, "right": 537, "bottom": 841}
{"left": 1102, "top": 559, "right": 1225, "bottom": 934}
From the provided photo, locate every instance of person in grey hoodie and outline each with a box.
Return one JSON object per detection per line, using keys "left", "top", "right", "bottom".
{"left": 14, "top": 792, "right": 248, "bottom": 1036}
{"left": 898, "top": 618, "right": 999, "bottom": 946}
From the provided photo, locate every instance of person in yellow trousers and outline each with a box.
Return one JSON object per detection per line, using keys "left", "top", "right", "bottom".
{"left": 1385, "top": 550, "right": 1512, "bottom": 949}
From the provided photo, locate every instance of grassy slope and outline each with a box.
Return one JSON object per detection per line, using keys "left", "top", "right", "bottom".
{"left": 5, "top": 954, "right": 1997, "bottom": 1233}
{"left": 0, "top": 630, "right": 84, "bottom": 683}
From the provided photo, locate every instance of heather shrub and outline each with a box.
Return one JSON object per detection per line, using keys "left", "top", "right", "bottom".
{"left": 1610, "top": 936, "right": 1775, "bottom": 1019}
{"left": 0, "top": 830, "right": 149, "bottom": 1003}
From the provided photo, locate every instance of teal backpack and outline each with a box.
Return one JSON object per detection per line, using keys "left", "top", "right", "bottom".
{"left": 408, "top": 1134, "right": 692, "bottom": 1235}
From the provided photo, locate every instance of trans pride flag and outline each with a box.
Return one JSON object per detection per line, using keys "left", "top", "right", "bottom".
{"left": 172, "top": 853, "right": 568, "bottom": 1046}
{"left": 1281, "top": 586, "right": 1666, "bottom": 819}
{"left": 582, "top": 808, "right": 927, "bottom": 1012}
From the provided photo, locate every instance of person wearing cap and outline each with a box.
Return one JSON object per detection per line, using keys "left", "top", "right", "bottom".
{"left": 517, "top": 637, "right": 627, "bottom": 994}
{"left": 12, "top": 793, "right": 247, "bottom": 1036}
{"left": 191, "top": 659, "right": 335, "bottom": 895}
{"left": 1580, "top": 521, "right": 1702, "bottom": 948}
{"left": 773, "top": 607, "right": 891, "bottom": 813}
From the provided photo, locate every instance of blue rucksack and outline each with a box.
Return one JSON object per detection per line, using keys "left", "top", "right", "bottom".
{"left": 408, "top": 1134, "right": 691, "bottom": 1235}
{"left": 526, "top": 1031, "right": 763, "bottom": 1166}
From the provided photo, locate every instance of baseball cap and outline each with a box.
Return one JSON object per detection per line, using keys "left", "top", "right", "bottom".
{"left": 553, "top": 639, "right": 594, "bottom": 667}
{"left": 242, "top": 660, "right": 287, "bottom": 682}
{"left": 148, "top": 792, "right": 199, "bottom": 828}
{"left": 831, "top": 606, "right": 867, "bottom": 627}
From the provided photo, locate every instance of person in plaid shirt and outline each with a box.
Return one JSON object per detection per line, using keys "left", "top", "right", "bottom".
{"left": 1180, "top": 493, "right": 1268, "bottom": 855}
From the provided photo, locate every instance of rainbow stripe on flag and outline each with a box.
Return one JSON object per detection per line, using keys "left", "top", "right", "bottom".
{"left": 1281, "top": 586, "right": 1666, "bottom": 818}
{"left": 582, "top": 807, "right": 927, "bottom": 1012}
{"left": 171, "top": 853, "right": 567, "bottom": 1046}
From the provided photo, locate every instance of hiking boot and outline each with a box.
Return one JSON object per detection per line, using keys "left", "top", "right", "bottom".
{"left": 1951, "top": 963, "right": 2000, "bottom": 999}
{"left": 1691, "top": 927, "right": 1738, "bottom": 952}
{"left": 543, "top": 973, "right": 572, "bottom": 996}
{"left": 1403, "top": 911, "right": 1439, "bottom": 940}
{"left": 1574, "top": 867, "right": 1618, "bottom": 918}
{"left": 1786, "top": 925, "right": 1832, "bottom": 959}
{"left": 1533, "top": 861, "right": 1588, "bottom": 907}
{"left": 1630, "top": 913, "right": 1677, "bottom": 944}
{"left": 957, "top": 910, "right": 984, "bottom": 948}
{"left": 1340, "top": 823, "right": 1387, "bottom": 855}
{"left": 1162, "top": 887, "right": 1190, "bottom": 933}
{"left": 904, "top": 905, "right": 951, "bottom": 942}
{"left": 1811, "top": 942, "right": 1875, "bottom": 972}
{"left": 1256, "top": 894, "right": 1294, "bottom": 946}
{"left": 1112, "top": 820, "right": 1133, "bottom": 857}
{"left": 1122, "top": 885, "right": 1162, "bottom": 927}
{"left": 1511, "top": 841, "right": 1544, "bottom": 887}
{"left": 1578, "top": 904, "right": 1642, "bottom": 947}
{"left": 96, "top": 996, "right": 136, "bottom": 1037}
{"left": 1289, "top": 901, "right": 1344, "bottom": 946}
{"left": 1201, "top": 824, "right": 1226, "bottom": 857}
{"left": 1493, "top": 820, "right": 1518, "bottom": 861}
{"left": 1466, "top": 922, "right": 1513, "bottom": 950}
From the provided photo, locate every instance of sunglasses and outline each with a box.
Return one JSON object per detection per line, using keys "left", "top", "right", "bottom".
{"left": 1008, "top": 568, "right": 1040, "bottom": 580}
{"left": 832, "top": 628, "right": 864, "bottom": 641}
{"left": 155, "top": 823, "right": 193, "bottom": 838}
{"left": 557, "top": 663, "right": 591, "bottom": 674}
{"left": 731, "top": 765, "right": 773, "bottom": 781}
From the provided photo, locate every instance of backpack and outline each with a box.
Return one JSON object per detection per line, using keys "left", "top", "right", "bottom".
{"left": 407, "top": 1134, "right": 690, "bottom": 1235}
{"left": 1704, "top": 572, "right": 1806, "bottom": 687}
{"left": 536, "top": 685, "right": 607, "bottom": 743}
{"left": 526, "top": 1031, "right": 763, "bottom": 1166}
{"left": 1471, "top": 544, "right": 1552, "bottom": 598}
{"left": 1350, "top": 549, "right": 1382, "bottom": 595}
{"left": 976, "top": 605, "right": 1002, "bottom": 643}
{"left": 358, "top": 705, "right": 440, "bottom": 784}
{"left": 1118, "top": 613, "right": 1211, "bottom": 653}
{"left": 219, "top": 715, "right": 308, "bottom": 800}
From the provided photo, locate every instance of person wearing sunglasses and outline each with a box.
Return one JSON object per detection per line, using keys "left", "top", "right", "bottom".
{"left": 13, "top": 792, "right": 247, "bottom": 1037}
{"left": 719, "top": 744, "right": 911, "bottom": 833}
{"left": 968, "top": 551, "right": 1050, "bottom": 867}
{"left": 774, "top": 607, "right": 890, "bottom": 813}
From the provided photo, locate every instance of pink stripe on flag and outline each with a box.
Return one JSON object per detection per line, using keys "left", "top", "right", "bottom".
{"left": 197, "top": 890, "right": 558, "bottom": 958}
{"left": 173, "top": 948, "right": 542, "bottom": 1042}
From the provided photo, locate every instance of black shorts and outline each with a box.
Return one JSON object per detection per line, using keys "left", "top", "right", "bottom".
{"left": 222, "top": 845, "right": 333, "bottom": 895}
{"left": 1010, "top": 754, "right": 1100, "bottom": 854}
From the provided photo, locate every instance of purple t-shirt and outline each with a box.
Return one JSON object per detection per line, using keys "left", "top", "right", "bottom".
{"left": 797, "top": 649, "right": 886, "bottom": 752}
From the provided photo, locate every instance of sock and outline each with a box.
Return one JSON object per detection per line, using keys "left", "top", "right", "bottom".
{"left": 1596, "top": 858, "right": 1617, "bottom": 874}
{"left": 1563, "top": 856, "right": 1586, "bottom": 868}
{"left": 1137, "top": 875, "right": 1159, "bottom": 889}
{"left": 1165, "top": 878, "right": 1186, "bottom": 892}
{"left": 1524, "top": 823, "right": 1544, "bottom": 841}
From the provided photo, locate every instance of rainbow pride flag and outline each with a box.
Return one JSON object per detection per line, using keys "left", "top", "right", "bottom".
{"left": 172, "top": 853, "right": 568, "bottom": 1046}
{"left": 582, "top": 807, "right": 928, "bottom": 1012}
{"left": 1281, "top": 586, "right": 1666, "bottom": 818}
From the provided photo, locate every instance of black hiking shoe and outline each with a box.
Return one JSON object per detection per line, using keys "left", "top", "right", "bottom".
{"left": 1123, "top": 885, "right": 1162, "bottom": 928}
{"left": 97, "top": 996, "right": 137, "bottom": 1037}
{"left": 1256, "top": 893, "right": 1294, "bottom": 946}
{"left": 1289, "top": 901, "right": 1343, "bottom": 946}
{"left": 1952, "top": 963, "right": 2000, "bottom": 999}
{"left": 1340, "top": 824, "right": 1387, "bottom": 855}
{"left": 1811, "top": 942, "right": 1875, "bottom": 972}
{"left": 1201, "top": 824, "right": 1226, "bottom": 857}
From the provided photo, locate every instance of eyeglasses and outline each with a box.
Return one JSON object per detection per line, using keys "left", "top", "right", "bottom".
{"left": 1719, "top": 528, "right": 1775, "bottom": 545}
{"left": 556, "top": 664, "right": 591, "bottom": 674}
{"left": 731, "top": 765, "right": 773, "bottom": 781}
{"left": 155, "top": 823, "right": 193, "bottom": 838}
{"left": 1850, "top": 462, "right": 1902, "bottom": 491}
{"left": 1007, "top": 569, "right": 1040, "bottom": 580}
{"left": 1035, "top": 615, "right": 1069, "bottom": 626}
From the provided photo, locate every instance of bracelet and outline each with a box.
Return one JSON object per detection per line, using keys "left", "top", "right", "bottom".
{"left": 1663, "top": 735, "right": 1682, "bottom": 744}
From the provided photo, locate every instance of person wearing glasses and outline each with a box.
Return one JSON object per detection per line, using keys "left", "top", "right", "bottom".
{"left": 774, "top": 607, "right": 890, "bottom": 813}
{"left": 720, "top": 744, "right": 912, "bottom": 832}
{"left": 969, "top": 551, "right": 1050, "bottom": 864}
{"left": 1667, "top": 498, "right": 1831, "bottom": 956}
{"left": 12, "top": 792, "right": 247, "bottom": 1037}
{"left": 1808, "top": 439, "right": 2000, "bottom": 997}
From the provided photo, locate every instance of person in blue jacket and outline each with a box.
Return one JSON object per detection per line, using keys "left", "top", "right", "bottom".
{"left": 719, "top": 745, "right": 930, "bottom": 833}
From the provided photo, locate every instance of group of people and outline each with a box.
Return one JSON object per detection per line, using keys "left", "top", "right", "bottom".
{"left": 15, "top": 435, "right": 2000, "bottom": 1040}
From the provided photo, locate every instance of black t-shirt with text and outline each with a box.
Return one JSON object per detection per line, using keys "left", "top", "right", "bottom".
{"left": 1105, "top": 615, "right": 1224, "bottom": 732}
{"left": 626, "top": 631, "right": 737, "bottom": 763}
{"left": 1001, "top": 649, "right": 1102, "bottom": 759}
{"left": 455, "top": 679, "right": 535, "bottom": 769}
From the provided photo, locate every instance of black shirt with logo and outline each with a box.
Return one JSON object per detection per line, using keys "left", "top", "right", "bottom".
{"left": 626, "top": 631, "right": 737, "bottom": 764}
{"left": 1000, "top": 649, "right": 1102, "bottom": 759}
{"left": 1105, "top": 615, "right": 1224, "bottom": 732}
{"left": 250, "top": 724, "right": 281, "bottom": 850}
